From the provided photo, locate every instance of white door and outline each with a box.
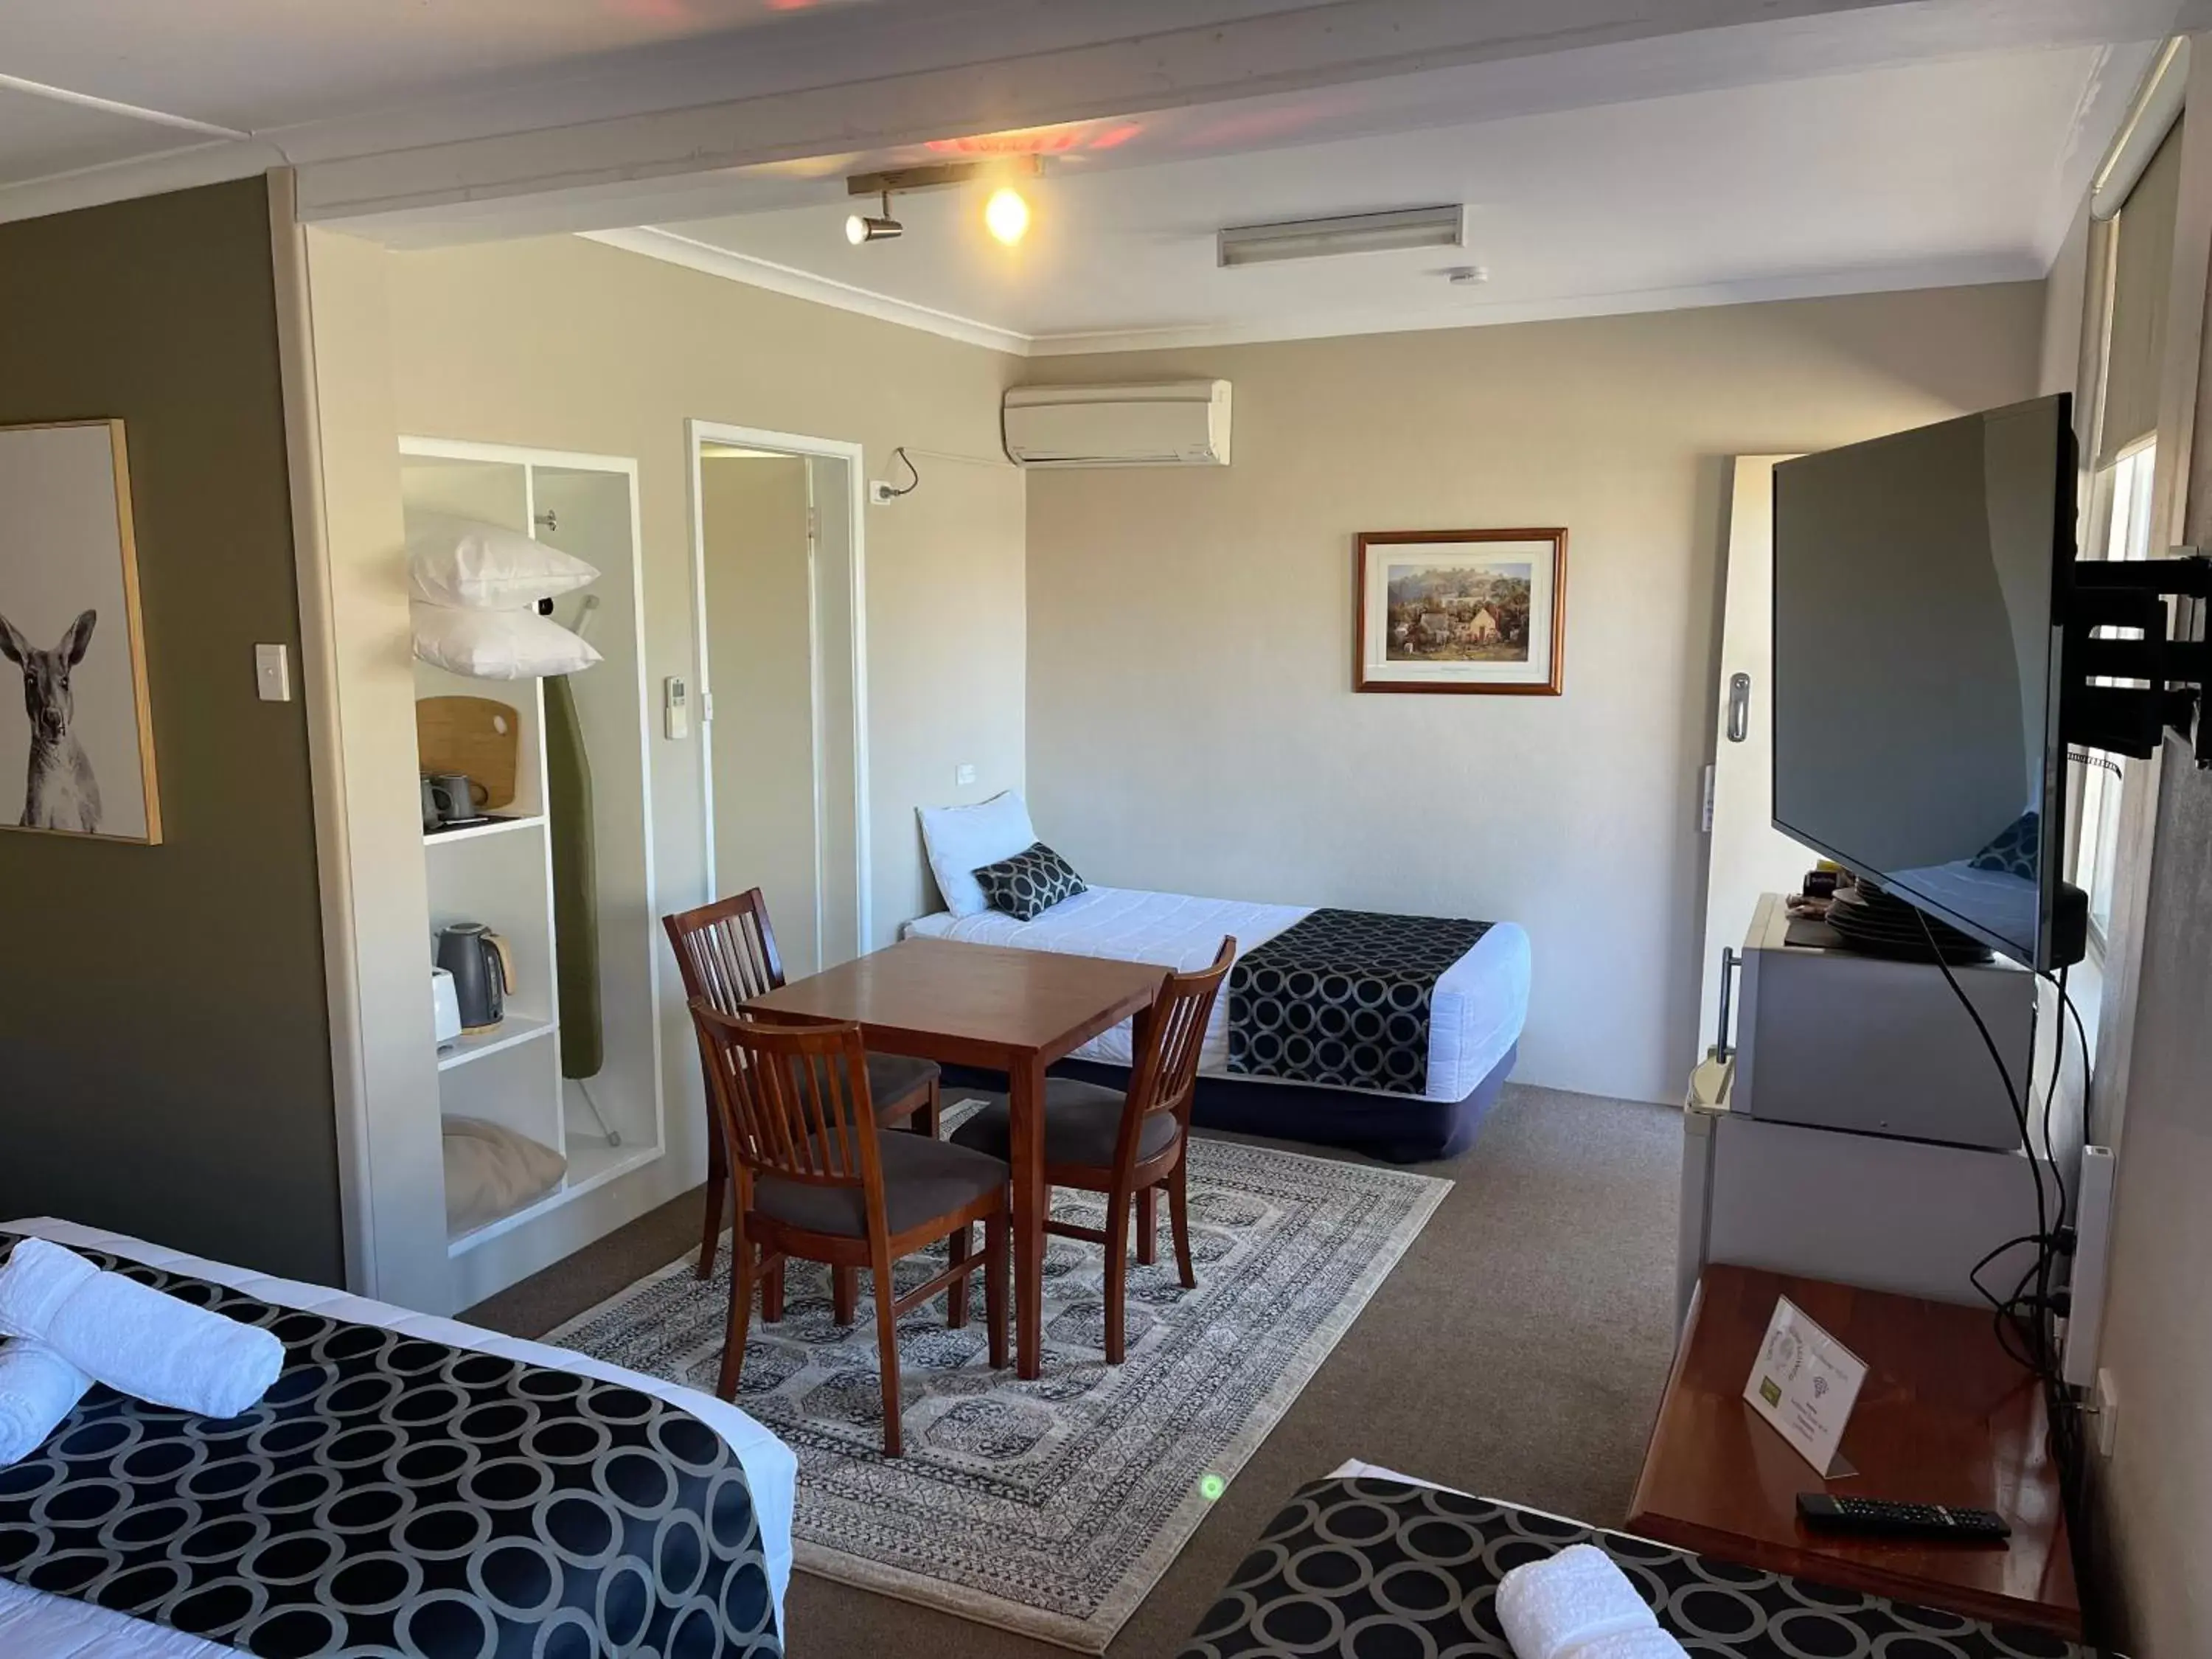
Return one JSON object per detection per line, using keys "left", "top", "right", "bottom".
{"left": 1697, "top": 456, "right": 1818, "bottom": 1056}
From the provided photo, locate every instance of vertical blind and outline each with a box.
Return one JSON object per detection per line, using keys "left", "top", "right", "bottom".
{"left": 2099, "top": 119, "right": 2183, "bottom": 467}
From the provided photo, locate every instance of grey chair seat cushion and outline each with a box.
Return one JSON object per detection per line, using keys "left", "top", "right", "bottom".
{"left": 753, "top": 1130, "right": 1006, "bottom": 1239}
{"left": 867, "top": 1052, "right": 940, "bottom": 1109}
{"left": 949, "top": 1078, "right": 1180, "bottom": 1171}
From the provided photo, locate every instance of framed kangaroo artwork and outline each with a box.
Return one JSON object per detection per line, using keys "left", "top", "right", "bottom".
{"left": 1354, "top": 527, "right": 1568, "bottom": 695}
{"left": 0, "top": 420, "right": 161, "bottom": 843}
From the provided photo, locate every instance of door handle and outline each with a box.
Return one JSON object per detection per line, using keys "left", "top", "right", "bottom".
{"left": 1714, "top": 946, "right": 1743, "bottom": 1062}
{"left": 1726, "top": 672, "right": 1751, "bottom": 743}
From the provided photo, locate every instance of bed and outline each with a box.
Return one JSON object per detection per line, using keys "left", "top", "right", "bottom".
{"left": 0, "top": 1217, "right": 796, "bottom": 1659}
{"left": 907, "top": 886, "right": 1531, "bottom": 1161}
{"left": 1182, "top": 1465, "right": 2093, "bottom": 1658}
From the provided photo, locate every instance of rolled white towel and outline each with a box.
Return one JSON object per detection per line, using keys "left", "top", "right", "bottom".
{"left": 0, "top": 1340, "right": 92, "bottom": 1465}
{"left": 1497, "top": 1544, "right": 1675, "bottom": 1659}
{"left": 1557, "top": 1629, "right": 1689, "bottom": 1659}
{"left": 0, "top": 1238, "right": 283, "bottom": 1420}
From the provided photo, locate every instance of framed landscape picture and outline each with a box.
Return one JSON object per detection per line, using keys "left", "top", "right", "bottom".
{"left": 1355, "top": 527, "right": 1567, "bottom": 695}
{"left": 0, "top": 420, "right": 161, "bottom": 843}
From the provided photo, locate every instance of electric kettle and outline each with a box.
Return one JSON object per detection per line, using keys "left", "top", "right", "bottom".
{"left": 435, "top": 922, "right": 514, "bottom": 1034}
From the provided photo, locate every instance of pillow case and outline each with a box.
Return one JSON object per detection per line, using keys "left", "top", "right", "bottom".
{"left": 412, "top": 602, "right": 602, "bottom": 681}
{"left": 408, "top": 510, "right": 600, "bottom": 610}
{"left": 919, "top": 790, "right": 1036, "bottom": 918}
{"left": 443, "top": 1117, "right": 568, "bottom": 1238}
{"left": 974, "top": 841, "right": 1088, "bottom": 922}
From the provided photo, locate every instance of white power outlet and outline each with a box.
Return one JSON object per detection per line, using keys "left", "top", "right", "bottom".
{"left": 2095, "top": 1368, "right": 2120, "bottom": 1458}
{"left": 955, "top": 762, "right": 977, "bottom": 787}
{"left": 869, "top": 481, "right": 902, "bottom": 506}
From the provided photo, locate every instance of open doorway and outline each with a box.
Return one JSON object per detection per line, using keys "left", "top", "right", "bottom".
{"left": 687, "top": 421, "right": 869, "bottom": 976}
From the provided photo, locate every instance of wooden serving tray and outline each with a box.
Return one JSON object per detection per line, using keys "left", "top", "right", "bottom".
{"left": 417, "top": 695, "right": 521, "bottom": 810}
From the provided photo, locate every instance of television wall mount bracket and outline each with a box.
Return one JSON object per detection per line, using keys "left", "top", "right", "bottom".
{"left": 2062, "top": 550, "right": 2212, "bottom": 765}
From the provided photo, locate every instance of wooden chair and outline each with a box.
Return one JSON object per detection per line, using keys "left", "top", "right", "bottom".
{"left": 689, "top": 1004, "right": 1007, "bottom": 1455}
{"left": 949, "top": 936, "right": 1234, "bottom": 1363}
{"left": 665, "top": 888, "right": 942, "bottom": 1290}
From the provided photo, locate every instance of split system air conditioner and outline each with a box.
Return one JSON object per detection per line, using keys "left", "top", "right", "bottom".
{"left": 1002, "top": 380, "right": 1231, "bottom": 468}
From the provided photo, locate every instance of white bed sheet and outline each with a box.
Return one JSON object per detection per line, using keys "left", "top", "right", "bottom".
{"left": 906, "top": 886, "right": 1531, "bottom": 1102}
{"left": 0, "top": 1218, "right": 796, "bottom": 1658}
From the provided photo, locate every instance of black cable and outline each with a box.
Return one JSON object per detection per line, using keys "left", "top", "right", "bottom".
{"left": 1910, "top": 908, "right": 2051, "bottom": 1347}
{"left": 883, "top": 446, "right": 921, "bottom": 498}
{"left": 1910, "top": 909, "right": 2102, "bottom": 1642}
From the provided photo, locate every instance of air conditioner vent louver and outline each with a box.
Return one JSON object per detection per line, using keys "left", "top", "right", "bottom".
{"left": 1003, "top": 380, "right": 1231, "bottom": 469}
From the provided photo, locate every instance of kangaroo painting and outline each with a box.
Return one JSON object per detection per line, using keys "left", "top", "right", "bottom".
{"left": 0, "top": 609, "right": 102, "bottom": 832}
{"left": 0, "top": 418, "right": 161, "bottom": 844}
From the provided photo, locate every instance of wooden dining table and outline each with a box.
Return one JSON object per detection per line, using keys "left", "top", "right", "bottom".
{"left": 741, "top": 936, "right": 1167, "bottom": 1380}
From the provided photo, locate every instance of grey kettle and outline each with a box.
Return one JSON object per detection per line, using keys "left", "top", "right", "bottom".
{"left": 435, "top": 922, "right": 513, "bottom": 1033}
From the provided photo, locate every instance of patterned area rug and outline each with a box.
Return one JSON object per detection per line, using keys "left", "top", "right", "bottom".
{"left": 546, "top": 1106, "right": 1450, "bottom": 1652}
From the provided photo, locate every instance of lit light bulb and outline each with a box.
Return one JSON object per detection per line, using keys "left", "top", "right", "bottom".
{"left": 984, "top": 187, "right": 1030, "bottom": 246}
{"left": 846, "top": 213, "right": 867, "bottom": 246}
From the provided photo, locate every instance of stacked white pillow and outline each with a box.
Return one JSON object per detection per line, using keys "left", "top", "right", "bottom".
{"left": 408, "top": 510, "right": 603, "bottom": 680}
{"left": 919, "top": 790, "right": 1039, "bottom": 917}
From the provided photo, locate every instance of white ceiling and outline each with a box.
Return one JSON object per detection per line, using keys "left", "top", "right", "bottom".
{"left": 0, "top": 0, "right": 2183, "bottom": 355}
{"left": 643, "top": 4, "right": 2169, "bottom": 353}
{"left": 0, "top": 0, "right": 1408, "bottom": 201}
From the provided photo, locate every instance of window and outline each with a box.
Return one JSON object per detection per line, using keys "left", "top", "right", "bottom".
{"left": 2067, "top": 439, "right": 2157, "bottom": 947}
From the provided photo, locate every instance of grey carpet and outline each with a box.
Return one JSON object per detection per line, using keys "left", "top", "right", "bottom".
{"left": 465, "top": 1082, "right": 1681, "bottom": 1658}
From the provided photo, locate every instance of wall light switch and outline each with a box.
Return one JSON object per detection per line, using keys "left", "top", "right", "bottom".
{"left": 955, "top": 762, "right": 977, "bottom": 787}
{"left": 254, "top": 643, "right": 291, "bottom": 703}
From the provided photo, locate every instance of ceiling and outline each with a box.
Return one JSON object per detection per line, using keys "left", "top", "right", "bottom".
{"left": 0, "top": 0, "right": 2185, "bottom": 354}
{"left": 650, "top": 33, "right": 2155, "bottom": 354}
{"left": 635, "top": 0, "right": 2180, "bottom": 353}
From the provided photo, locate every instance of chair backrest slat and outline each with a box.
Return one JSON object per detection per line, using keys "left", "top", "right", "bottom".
{"left": 689, "top": 1001, "right": 883, "bottom": 1199}
{"left": 664, "top": 888, "right": 787, "bottom": 1018}
{"left": 1117, "top": 936, "right": 1235, "bottom": 1172}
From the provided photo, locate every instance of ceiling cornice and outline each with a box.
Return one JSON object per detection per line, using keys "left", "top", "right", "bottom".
{"left": 588, "top": 226, "right": 2047, "bottom": 360}
{"left": 582, "top": 227, "right": 1033, "bottom": 355}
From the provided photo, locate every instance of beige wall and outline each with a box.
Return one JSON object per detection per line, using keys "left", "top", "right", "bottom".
{"left": 309, "top": 229, "right": 1026, "bottom": 1234}
{"left": 700, "top": 454, "right": 820, "bottom": 975}
{"left": 1021, "top": 286, "right": 2045, "bottom": 1102}
{"left": 2040, "top": 199, "right": 2094, "bottom": 401}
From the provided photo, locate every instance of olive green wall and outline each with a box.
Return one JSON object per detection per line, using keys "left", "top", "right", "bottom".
{"left": 0, "top": 178, "right": 343, "bottom": 1281}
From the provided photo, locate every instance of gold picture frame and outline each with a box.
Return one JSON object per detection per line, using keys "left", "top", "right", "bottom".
{"left": 0, "top": 419, "right": 161, "bottom": 843}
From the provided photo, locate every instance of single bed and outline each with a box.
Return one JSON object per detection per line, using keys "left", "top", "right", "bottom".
{"left": 906, "top": 886, "right": 1531, "bottom": 1161}
{"left": 0, "top": 1217, "right": 797, "bottom": 1659}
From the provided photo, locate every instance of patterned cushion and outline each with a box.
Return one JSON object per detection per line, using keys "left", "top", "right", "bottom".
{"left": 1969, "top": 809, "right": 2040, "bottom": 877}
{"left": 973, "top": 841, "right": 1087, "bottom": 920}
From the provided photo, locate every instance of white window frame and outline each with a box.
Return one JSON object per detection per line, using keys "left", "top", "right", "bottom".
{"left": 2065, "top": 438, "right": 2158, "bottom": 956}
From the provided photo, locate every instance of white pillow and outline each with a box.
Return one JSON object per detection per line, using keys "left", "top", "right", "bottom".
{"left": 919, "top": 790, "right": 1037, "bottom": 918}
{"left": 411, "top": 602, "right": 602, "bottom": 681}
{"left": 408, "top": 511, "right": 599, "bottom": 610}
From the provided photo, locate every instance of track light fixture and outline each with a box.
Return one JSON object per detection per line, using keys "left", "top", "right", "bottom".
{"left": 846, "top": 190, "right": 902, "bottom": 246}
{"left": 844, "top": 157, "right": 1042, "bottom": 249}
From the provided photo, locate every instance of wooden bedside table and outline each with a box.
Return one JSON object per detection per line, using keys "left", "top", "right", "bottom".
{"left": 1629, "top": 1265, "right": 2080, "bottom": 1639}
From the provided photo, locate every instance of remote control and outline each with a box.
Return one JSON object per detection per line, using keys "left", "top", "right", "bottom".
{"left": 1797, "top": 1494, "right": 2011, "bottom": 1542}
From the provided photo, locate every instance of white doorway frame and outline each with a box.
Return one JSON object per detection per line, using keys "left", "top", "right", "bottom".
{"left": 685, "top": 419, "right": 872, "bottom": 961}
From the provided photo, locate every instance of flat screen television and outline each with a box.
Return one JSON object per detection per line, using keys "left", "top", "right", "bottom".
{"left": 1772, "top": 393, "right": 2082, "bottom": 970}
